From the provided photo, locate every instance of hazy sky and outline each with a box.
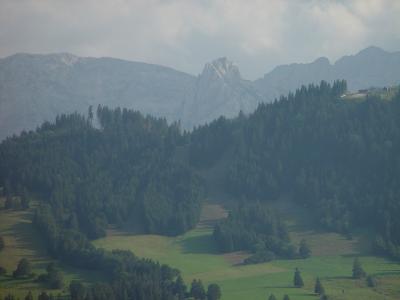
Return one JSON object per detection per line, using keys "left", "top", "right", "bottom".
{"left": 0, "top": 0, "right": 399, "bottom": 79}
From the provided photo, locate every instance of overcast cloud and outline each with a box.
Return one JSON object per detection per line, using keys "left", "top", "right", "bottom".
{"left": 0, "top": 0, "right": 399, "bottom": 79}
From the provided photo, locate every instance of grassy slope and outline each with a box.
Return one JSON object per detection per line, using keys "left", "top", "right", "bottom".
{"left": 0, "top": 202, "right": 103, "bottom": 298}
{"left": 94, "top": 200, "right": 400, "bottom": 300}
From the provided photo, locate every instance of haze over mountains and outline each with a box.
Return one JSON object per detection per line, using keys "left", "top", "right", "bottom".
{"left": 0, "top": 46, "right": 399, "bottom": 140}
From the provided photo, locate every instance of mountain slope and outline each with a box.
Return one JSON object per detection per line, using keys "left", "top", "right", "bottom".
{"left": 0, "top": 53, "right": 195, "bottom": 140}
{"left": 254, "top": 46, "right": 400, "bottom": 100}
{"left": 1, "top": 47, "right": 400, "bottom": 140}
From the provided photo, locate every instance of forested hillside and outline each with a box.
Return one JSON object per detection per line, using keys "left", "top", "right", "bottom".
{"left": 1, "top": 80, "right": 400, "bottom": 299}
{"left": 0, "top": 107, "right": 205, "bottom": 299}
{"left": 0, "top": 107, "right": 203, "bottom": 238}
{"left": 191, "top": 80, "right": 400, "bottom": 259}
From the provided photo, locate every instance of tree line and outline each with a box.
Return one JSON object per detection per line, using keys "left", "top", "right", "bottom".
{"left": 212, "top": 202, "right": 311, "bottom": 263}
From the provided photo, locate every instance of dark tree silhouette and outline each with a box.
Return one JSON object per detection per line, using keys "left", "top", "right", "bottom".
{"left": 207, "top": 283, "right": 222, "bottom": 300}
{"left": 12, "top": 258, "right": 31, "bottom": 278}
{"left": 314, "top": 277, "right": 325, "bottom": 295}
{"left": 294, "top": 268, "right": 304, "bottom": 288}
{"left": 352, "top": 258, "right": 366, "bottom": 279}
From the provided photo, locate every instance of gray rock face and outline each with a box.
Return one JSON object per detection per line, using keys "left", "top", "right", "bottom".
{"left": 0, "top": 54, "right": 263, "bottom": 140}
{"left": 0, "top": 53, "right": 195, "bottom": 140}
{"left": 1, "top": 47, "right": 400, "bottom": 140}
{"left": 254, "top": 46, "right": 400, "bottom": 100}
{"left": 182, "top": 57, "right": 263, "bottom": 128}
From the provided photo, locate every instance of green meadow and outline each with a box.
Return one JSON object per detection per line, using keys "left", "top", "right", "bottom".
{"left": 94, "top": 203, "right": 400, "bottom": 300}
{"left": 1, "top": 199, "right": 400, "bottom": 299}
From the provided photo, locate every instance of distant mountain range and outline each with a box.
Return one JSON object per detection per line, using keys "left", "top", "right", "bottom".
{"left": 1, "top": 46, "right": 400, "bottom": 140}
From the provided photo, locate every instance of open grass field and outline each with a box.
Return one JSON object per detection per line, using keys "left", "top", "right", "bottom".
{"left": 0, "top": 203, "right": 104, "bottom": 298}
{"left": 94, "top": 202, "right": 400, "bottom": 300}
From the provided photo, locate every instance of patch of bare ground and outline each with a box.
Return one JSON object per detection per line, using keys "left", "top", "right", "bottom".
{"left": 197, "top": 203, "right": 228, "bottom": 228}
{"left": 223, "top": 251, "right": 250, "bottom": 265}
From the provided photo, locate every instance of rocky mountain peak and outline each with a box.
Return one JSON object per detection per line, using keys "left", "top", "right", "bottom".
{"left": 200, "top": 57, "right": 241, "bottom": 82}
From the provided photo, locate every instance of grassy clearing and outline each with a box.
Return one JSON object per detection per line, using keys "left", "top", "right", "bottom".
{"left": 0, "top": 205, "right": 103, "bottom": 298}
{"left": 94, "top": 201, "right": 400, "bottom": 300}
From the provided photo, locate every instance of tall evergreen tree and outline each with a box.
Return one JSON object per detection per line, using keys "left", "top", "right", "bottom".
{"left": 174, "top": 275, "right": 187, "bottom": 300}
{"left": 190, "top": 279, "right": 206, "bottom": 300}
{"left": 352, "top": 258, "right": 366, "bottom": 279}
{"left": 314, "top": 277, "right": 325, "bottom": 295}
{"left": 24, "top": 291, "right": 33, "bottom": 300}
{"left": 293, "top": 268, "right": 304, "bottom": 288}
{"left": 207, "top": 283, "right": 221, "bottom": 300}
{"left": 12, "top": 258, "right": 31, "bottom": 278}
{"left": 268, "top": 294, "right": 277, "bottom": 300}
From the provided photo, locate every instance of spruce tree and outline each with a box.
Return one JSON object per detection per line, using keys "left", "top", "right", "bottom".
{"left": 174, "top": 275, "right": 187, "bottom": 300}
{"left": 314, "top": 277, "right": 325, "bottom": 295}
{"left": 268, "top": 294, "right": 277, "bottom": 300}
{"left": 190, "top": 279, "right": 206, "bottom": 300}
{"left": 293, "top": 268, "right": 304, "bottom": 287}
{"left": 207, "top": 283, "right": 221, "bottom": 300}
{"left": 352, "top": 258, "right": 366, "bottom": 279}
{"left": 24, "top": 291, "right": 33, "bottom": 300}
{"left": 13, "top": 258, "right": 31, "bottom": 278}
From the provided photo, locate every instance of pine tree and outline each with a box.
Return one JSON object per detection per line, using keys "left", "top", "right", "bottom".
{"left": 174, "top": 275, "right": 187, "bottom": 300}
{"left": 24, "top": 291, "right": 34, "bottom": 300}
{"left": 190, "top": 279, "right": 206, "bottom": 300}
{"left": 293, "top": 268, "right": 304, "bottom": 287}
{"left": 352, "top": 258, "right": 366, "bottom": 279}
{"left": 13, "top": 258, "right": 31, "bottom": 278}
{"left": 314, "top": 277, "right": 325, "bottom": 295}
{"left": 268, "top": 294, "right": 277, "bottom": 300}
{"left": 207, "top": 283, "right": 221, "bottom": 300}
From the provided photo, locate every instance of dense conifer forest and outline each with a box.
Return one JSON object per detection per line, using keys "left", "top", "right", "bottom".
{"left": 191, "top": 80, "right": 400, "bottom": 259}
{"left": 0, "top": 107, "right": 205, "bottom": 299}
{"left": 1, "top": 79, "right": 400, "bottom": 299}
